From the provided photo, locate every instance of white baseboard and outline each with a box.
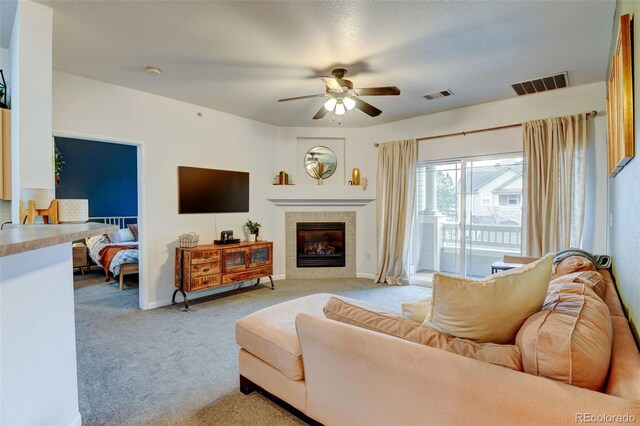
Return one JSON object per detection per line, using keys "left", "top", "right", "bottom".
{"left": 356, "top": 273, "right": 376, "bottom": 280}
{"left": 69, "top": 412, "right": 82, "bottom": 426}
{"left": 272, "top": 274, "right": 286, "bottom": 281}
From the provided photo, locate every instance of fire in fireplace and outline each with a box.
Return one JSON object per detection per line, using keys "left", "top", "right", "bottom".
{"left": 296, "top": 222, "right": 345, "bottom": 268}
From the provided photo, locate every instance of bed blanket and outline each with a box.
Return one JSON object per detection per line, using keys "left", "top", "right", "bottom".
{"left": 98, "top": 245, "right": 137, "bottom": 281}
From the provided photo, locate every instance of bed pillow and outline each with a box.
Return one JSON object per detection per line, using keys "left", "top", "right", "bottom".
{"left": 426, "top": 254, "right": 553, "bottom": 344}
{"left": 401, "top": 297, "right": 432, "bottom": 323}
{"left": 107, "top": 228, "right": 135, "bottom": 244}
{"left": 127, "top": 224, "right": 139, "bottom": 241}
{"left": 324, "top": 297, "right": 522, "bottom": 371}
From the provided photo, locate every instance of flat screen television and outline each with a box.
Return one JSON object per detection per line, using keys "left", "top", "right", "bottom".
{"left": 178, "top": 166, "right": 249, "bottom": 214}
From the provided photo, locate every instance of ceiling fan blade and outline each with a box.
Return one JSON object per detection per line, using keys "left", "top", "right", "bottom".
{"left": 277, "top": 94, "right": 326, "bottom": 102}
{"left": 313, "top": 106, "right": 329, "bottom": 120}
{"left": 320, "top": 77, "right": 344, "bottom": 92}
{"left": 354, "top": 98, "right": 382, "bottom": 117}
{"left": 355, "top": 86, "right": 401, "bottom": 96}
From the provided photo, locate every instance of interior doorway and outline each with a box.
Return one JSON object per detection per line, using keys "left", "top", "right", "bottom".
{"left": 54, "top": 133, "right": 145, "bottom": 309}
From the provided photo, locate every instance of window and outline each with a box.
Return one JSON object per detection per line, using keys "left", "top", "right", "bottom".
{"left": 411, "top": 155, "right": 523, "bottom": 282}
{"left": 498, "top": 194, "right": 521, "bottom": 206}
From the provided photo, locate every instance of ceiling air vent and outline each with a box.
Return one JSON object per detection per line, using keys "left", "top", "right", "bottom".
{"left": 423, "top": 89, "right": 454, "bottom": 100}
{"left": 511, "top": 72, "right": 569, "bottom": 96}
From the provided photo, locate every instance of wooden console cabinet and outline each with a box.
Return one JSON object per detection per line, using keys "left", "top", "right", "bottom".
{"left": 174, "top": 241, "right": 274, "bottom": 309}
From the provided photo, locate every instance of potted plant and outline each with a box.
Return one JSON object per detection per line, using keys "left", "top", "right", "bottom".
{"left": 245, "top": 219, "right": 261, "bottom": 241}
{"left": 54, "top": 145, "right": 65, "bottom": 187}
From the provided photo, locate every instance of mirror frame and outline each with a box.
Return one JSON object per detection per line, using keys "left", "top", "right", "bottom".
{"left": 304, "top": 146, "right": 338, "bottom": 180}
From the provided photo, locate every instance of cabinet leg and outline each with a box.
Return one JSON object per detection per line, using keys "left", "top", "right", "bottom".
{"left": 268, "top": 276, "right": 274, "bottom": 290}
{"left": 172, "top": 288, "right": 189, "bottom": 310}
{"left": 255, "top": 277, "right": 260, "bottom": 286}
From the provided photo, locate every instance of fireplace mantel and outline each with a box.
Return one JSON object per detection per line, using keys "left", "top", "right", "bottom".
{"left": 265, "top": 185, "right": 375, "bottom": 207}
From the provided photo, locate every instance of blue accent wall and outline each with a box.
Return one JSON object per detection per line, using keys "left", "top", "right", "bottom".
{"left": 55, "top": 137, "right": 138, "bottom": 217}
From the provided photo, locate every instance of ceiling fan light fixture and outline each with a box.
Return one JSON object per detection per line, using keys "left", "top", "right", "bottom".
{"left": 334, "top": 101, "right": 346, "bottom": 116}
{"left": 324, "top": 97, "right": 337, "bottom": 111}
{"left": 343, "top": 96, "right": 356, "bottom": 111}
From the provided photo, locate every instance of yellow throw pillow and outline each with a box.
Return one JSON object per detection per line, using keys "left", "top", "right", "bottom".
{"left": 426, "top": 254, "right": 553, "bottom": 344}
{"left": 401, "top": 297, "right": 432, "bottom": 323}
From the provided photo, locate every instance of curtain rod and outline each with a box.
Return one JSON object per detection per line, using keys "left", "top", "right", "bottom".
{"left": 373, "top": 110, "right": 598, "bottom": 147}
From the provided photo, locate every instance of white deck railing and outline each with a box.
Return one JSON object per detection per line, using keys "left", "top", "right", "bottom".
{"left": 88, "top": 216, "right": 137, "bottom": 229}
{"left": 442, "top": 222, "right": 521, "bottom": 250}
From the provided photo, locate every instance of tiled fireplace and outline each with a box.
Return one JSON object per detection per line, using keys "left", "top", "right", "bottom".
{"left": 296, "top": 222, "right": 346, "bottom": 268}
{"left": 285, "top": 211, "right": 356, "bottom": 278}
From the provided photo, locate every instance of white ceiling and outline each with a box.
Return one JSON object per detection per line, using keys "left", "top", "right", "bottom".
{"left": 31, "top": 1, "right": 616, "bottom": 127}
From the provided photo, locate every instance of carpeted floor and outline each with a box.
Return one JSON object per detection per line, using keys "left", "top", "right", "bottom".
{"left": 74, "top": 273, "right": 431, "bottom": 425}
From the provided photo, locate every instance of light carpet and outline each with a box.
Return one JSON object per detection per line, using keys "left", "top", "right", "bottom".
{"left": 74, "top": 273, "right": 431, "bottom": 425}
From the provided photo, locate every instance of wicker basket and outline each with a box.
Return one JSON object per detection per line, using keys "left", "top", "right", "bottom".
{"left": 178, "top": 232, "right": 199, "bottom": 248}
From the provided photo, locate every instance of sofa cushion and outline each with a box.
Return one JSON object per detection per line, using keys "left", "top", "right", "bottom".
{"left": 426, "top": 254, "right": 553, "bottom": 344}
{"left": 601, "top": 269, "right": 626, "bottom": 318}
{"left": 236, "top": 293, "right": 332, "bottom": 380}
{"left": 548, "top": 271, "right": 606, "bottom": 301}
{"left": 401, "top": 297, "right": 432, "bottom": 323}
{"left": 516, "top": 284, "right": 612, "bottom": 390}
{"left": 553, "top": 255, "right": 596, "bottom": 276}
{"left": 324, "top": 297, "right": 522, "bottom": 371}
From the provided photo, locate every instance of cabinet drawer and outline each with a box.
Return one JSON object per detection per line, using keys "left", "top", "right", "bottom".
{"left": 190, "top": 262, "right": 220, "bottom": 277}
{"left": 188, "top": 274, "right": 221, "bottom": 291}
{"left": 191, "top": 250, "right": 220, "bottom": 264}
{"left": 222, "top": 267, "right": 272, "bottom": 284}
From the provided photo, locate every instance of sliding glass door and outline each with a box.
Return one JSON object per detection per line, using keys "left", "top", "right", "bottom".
{"left": 411, "top": 154, "right": 523, "bottom": 282}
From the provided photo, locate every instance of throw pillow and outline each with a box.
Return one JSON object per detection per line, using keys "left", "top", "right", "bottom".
{"left": 401, "top": 297, "right": 432, "bottom": 323}
{"left": 516, "top": 285, "right": 612, "bottom": 390}
{"left": 553, "top": 255, "right": 596, "bottom": 276}
{"left": 548, "top": 271, "right": 606, "bottom": 301}
{"left": 324, "top": 296, "right": 522, "bottom": 371}
{"left": 426, "top": 254, "right": 553, "bottom": 344}
{"left": 127, "top": 224, "right": 139, "bottom": 241}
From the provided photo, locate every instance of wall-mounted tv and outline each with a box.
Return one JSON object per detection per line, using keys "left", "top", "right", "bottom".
{"left": 178, "top": 166, "right": 249, "bottom": 214}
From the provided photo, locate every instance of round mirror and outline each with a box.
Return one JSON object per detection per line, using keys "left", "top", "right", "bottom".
{"left": 304, "top": 146, "right": 337, "bottom": 180}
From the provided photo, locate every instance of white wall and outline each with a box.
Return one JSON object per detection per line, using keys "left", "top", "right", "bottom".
{"left": 54, "top": 70, "right": 607, "bottom": 308}
{"left": 9, "top": 0, "right": 53, "bottom": 222}
{"left": 53, "top": 71, "right": 279, "bottom": 308}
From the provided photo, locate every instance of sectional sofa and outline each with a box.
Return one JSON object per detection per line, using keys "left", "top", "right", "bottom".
{"left": 236, "top": 257, "right": 640, "bottom": 425}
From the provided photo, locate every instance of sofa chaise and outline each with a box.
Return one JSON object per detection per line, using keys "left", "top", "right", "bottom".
{"left": 236, "top": 259, "right": 640, "bottom": 425}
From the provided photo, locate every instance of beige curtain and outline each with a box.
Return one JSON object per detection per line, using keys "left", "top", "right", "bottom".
{"left": 375, "top": 139, "right": 417, "bottom": 285}
{"left": 523, "top": 114, "right": 586, "bottom": 257}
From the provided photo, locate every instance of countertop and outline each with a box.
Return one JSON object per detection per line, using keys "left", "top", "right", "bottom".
{"left": 0, "top": 223, "right": 117, "bottom": 257}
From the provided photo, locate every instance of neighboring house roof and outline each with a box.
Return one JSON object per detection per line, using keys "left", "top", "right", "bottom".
{"left": 493, "top": 173, "right": 523, "bottom": 193}
{"left": 470, "top": 166, "right": 521, "bottom": 192}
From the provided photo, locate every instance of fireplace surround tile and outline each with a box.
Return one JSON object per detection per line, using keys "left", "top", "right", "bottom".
{"left": 285, "top": 211, "right": 356, "bottom": 278}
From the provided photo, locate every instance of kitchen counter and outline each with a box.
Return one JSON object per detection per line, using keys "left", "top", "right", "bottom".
{"left": 0, "top": 222, "right": 117, "bottom": 257}
{"left": 0, "top": 221, "right": 119, "bottom": 425}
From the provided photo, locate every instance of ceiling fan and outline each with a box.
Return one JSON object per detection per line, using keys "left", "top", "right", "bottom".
{"left": 277, "top": 68, "right": 401, "bottom": 121}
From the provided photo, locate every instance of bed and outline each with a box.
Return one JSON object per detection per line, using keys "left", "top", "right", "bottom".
{"left": 86, "top": 224, "right": 139, "bottom": 290}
